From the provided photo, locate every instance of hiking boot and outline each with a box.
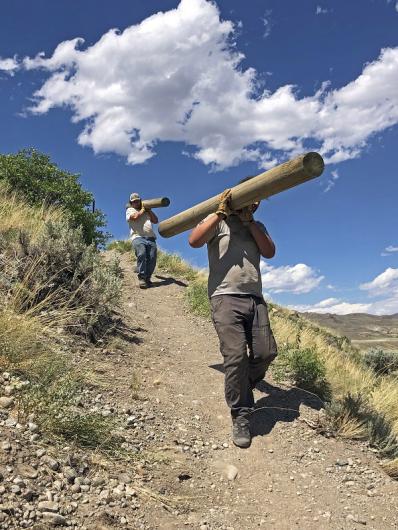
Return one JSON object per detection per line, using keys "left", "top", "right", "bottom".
{"left": 138, "top": 278, "right": 147, "bottom": 289}
{"left": 232, "top": 416, "right": 251, "bottom": 448}
{"left": 145, "top": 278, "right": 153, "bottom": 287}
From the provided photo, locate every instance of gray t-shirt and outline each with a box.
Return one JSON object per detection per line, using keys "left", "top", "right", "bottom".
{"left": 206, "top": 215, "right": 268, "bottom": 298}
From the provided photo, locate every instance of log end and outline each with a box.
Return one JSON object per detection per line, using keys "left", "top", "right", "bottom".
{"left": 303, "top": 152, "right": 325, "bottom": 177}
{"left": 161, "top": 197, "right": 171, "bottom": 207}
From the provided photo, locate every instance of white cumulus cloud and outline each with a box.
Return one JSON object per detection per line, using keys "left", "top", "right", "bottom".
{"left": 3, "top": 0, "right": 398, "bottom": 168}
{"left": 290, "top": 297, "right": 372, "bottom": 315}
{"left": 260, "top": 262, "right": 324, "bottom": 294}
{"left": 360, "top": 267, "right": 398, "bottom": 296}
{"left": 293, "top": 268, "right": 398, "bottom": 315}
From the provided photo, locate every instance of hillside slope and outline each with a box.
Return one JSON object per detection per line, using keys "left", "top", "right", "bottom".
{"left": 1, "top": 251, "right": 398, "bottom": 529}
{"left": 301, "top": 312, "right": 398, "bottom": 352}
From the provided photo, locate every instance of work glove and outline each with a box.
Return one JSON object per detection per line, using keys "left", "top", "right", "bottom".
{"left": 216, "top": 189, "right": 233, "bottom": 219}
{"left": 139, "top": 206, "right": 146, "bottom": 215}
{"left": 237, "top": 206, "right": 254, "bottom": 224}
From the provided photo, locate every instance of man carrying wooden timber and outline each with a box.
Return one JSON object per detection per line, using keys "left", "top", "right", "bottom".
{"left": 126, "top": 192, "right": 159, "bottom": 289}
{"left": 188, "top": 184, "right": 277, "bottom": 448}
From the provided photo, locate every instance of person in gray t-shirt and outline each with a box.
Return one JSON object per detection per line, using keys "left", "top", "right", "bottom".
{"left": 189, "top": 184, "right": 277, "bottom": 448}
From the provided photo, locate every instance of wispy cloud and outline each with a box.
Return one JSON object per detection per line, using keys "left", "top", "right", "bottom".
{"left": 262, "top": 10, "right": 273, "bottom": 39}
{"left": 2, "top": 0, "right": 398, "bottom": 169}
{"left": 260, "top": 261, "right": 324, "bottom": 294}
{"left": 381, "top": 244, "right": 398, "bottom": 256}
{"left": 324, "top": 169, "right": 339, "bottom": 192}
{"left": 316, "top": 6, "right": 329, "bottom": 15}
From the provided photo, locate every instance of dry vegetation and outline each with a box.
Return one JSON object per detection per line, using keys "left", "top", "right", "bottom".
{"left": 0, "top": 183, "right": 124, "bottom": 454}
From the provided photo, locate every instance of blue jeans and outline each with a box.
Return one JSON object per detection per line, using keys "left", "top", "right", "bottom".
{"left": 132, "top": 237, "right": 157, "bottom": 280}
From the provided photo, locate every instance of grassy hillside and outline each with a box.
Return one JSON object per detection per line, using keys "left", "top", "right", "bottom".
{"left": 0, "top": 183, "right": 124, "bottom": 454}
{"left": 112, "top": 240, "right": 398, "bottom": 478}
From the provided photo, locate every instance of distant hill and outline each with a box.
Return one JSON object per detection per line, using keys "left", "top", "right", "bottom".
{"left": 300, "top": 312, "right": 398, "bottom": 352}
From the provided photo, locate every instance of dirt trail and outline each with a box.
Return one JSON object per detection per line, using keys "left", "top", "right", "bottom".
{"left": 1, "top": 253, "right": 397, "bottom": 530}
{"left": 102, "top": 252, "right": 397, "bottom": 530}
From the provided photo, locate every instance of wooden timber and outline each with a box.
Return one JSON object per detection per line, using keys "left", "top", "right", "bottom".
{"left": 141, "top": 197, "right": 170, "bottom": 209}
{"left": 158, "top": 152, "right": 324, "bottom": 238}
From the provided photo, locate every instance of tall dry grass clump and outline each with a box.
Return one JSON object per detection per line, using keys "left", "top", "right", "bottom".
{"left": 269, "top": 306, "right": 398, "bottom": 476}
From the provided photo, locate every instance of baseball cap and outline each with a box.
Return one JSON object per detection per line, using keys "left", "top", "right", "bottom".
{"left": 129, "top": 192, "right": 141, "bottom": 202}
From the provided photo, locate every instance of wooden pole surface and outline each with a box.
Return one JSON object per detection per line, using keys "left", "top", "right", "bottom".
{"left": 158, "top": 152, "right": 324, "bottom": 238}
{"left": 141, "top": 197, "right": 170, "bottom": 209}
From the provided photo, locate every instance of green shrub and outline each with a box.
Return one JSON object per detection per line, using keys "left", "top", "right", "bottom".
{"left": 186, "top": 279, "right": 210, "bottom": 318}
{"left": 2, "top": 219, "right": 122, "bottom": 341}
{"left": 272, "top": 346, "right": 328, "bottom": 398}
{"left": 363, "top": 348, "right": 398, "bottom": 375}
{"left": 0, "top": 148, "right": 108, "bottom": 246}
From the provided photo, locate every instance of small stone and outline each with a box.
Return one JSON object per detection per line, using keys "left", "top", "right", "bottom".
{"left": 16, "top": 464, "right": 38, "bottom": 479}
{"left": 336, "top": 459, "right": 348, "bottom": 467}
{"left": 28, "top": 423, "right": 39, "bottom": 433}
{"left": 22, "top": 489, "right": 36, "bottom": 501}
{"left": 153, "top": 379, "right": 161, "bottom": 386}
{"left": 0, "top": 396, "right": 14, "bottom": 409}
{"left": 62, "top": 467, "right": 77, "bottom": 484}
{"left": 118, "top": 473, "right": 132, "bottom": 484}
{"left": 226, "top": 464, "right": 239, "bottom": 481}
{"left": 125, "top": 486, "right": 137, "bottom": 497}
{"left": 38, "top": 501, "right": 59, "bottom": 513}
{"left": 42, "top": 512, "right": 67, "bottom": 526}
{"left": 1, "top": 441, "right": 11, "bottom": 452}
{"left": 3, "top": 386, "right": 14, "bottom": 396}
{"left": 42, "top": 456, "right": 60, "bottom": 471}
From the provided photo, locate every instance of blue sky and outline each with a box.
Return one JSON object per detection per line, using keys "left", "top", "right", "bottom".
{"left": 1, "top": 0, "right": 398, "bottom": 314}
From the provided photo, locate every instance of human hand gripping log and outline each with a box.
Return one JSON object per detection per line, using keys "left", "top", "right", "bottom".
{"left": 158, "top": 152, "right": 324, "bottom": 238}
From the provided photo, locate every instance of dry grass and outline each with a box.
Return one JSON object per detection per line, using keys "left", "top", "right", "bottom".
{"left": 156, "top": 249, "right": 201, "bottom": 282}
{"left": 0, "top": 185, "right": 124, "bottom": 456}
{"left": 269, "top": 307, "right": 398, "bottom": 473}
{"left": 0, "top": 181, "right": 62, "bottom": 242}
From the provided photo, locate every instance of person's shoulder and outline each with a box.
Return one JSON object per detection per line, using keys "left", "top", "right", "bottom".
{"left": 256, "top": 221, "right": 268, "bottom": 234}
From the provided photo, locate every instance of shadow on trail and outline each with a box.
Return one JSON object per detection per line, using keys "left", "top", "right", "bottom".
{"left": 151, "top": 274, "right": 188, "bottom": 288}
{"left": 208, "top": 364, "right": 323, "bottom": 438}
{"left": 251, "top": 380, "right": 323, "bottom": 438}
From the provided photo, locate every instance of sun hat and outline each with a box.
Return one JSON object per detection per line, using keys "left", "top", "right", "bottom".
{"left": 129, "top": 192, "right": 141, "bottom": 202}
